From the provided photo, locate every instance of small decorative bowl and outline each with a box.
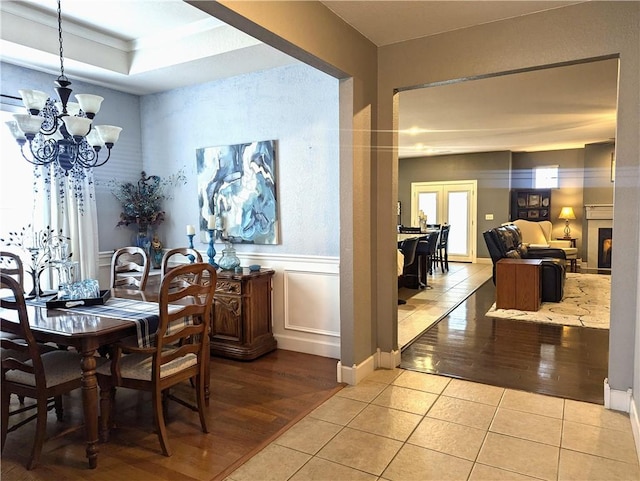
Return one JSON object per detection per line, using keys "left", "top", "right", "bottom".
{"left": 249, "top": 264, "right": 261, "bottom": 271}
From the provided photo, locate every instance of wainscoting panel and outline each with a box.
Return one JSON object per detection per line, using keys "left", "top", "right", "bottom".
{"left": 284, "top": 270, "right": 340, "bottom": 336}
{"left": 99, "top": 251, "right": 342, "bottom": 359}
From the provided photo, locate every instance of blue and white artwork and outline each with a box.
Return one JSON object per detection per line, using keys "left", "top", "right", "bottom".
{"left": 196, "top": 140, "right": 278, "bottom": 244}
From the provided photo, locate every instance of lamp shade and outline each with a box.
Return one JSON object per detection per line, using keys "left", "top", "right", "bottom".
{"left": 559, "top": 207, "right": 576, "bottom": 220}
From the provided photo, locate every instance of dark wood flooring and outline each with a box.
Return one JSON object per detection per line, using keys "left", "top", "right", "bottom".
{"left": 1, "top": 350, "right": 342, "bottom": 480}
{"left": 401, "top": 279, "right": 609, "bottom": 405}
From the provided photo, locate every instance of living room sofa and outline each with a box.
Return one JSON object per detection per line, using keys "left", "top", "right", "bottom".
{"left": 483, "top": 224, "right": 567, "bottom": 302}
{"left": 509, "top": 219, "right": 579, "bottom": 271}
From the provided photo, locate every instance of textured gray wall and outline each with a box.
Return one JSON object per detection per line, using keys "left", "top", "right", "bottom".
{"left": 398, "top": 151, "right": 511, "bottom": 258}
{"left": 140, "top": 63, "right": 340, "bottom": 256}
{"left": 512, "top": 149, "right": 586, "bottom": 255}
{"left": 1, "top": 62, "right": 340, "bottom": 256}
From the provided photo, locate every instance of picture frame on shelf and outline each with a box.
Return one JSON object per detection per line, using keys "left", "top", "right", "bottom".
{"left": 527, "top": 194, "right": 541, "bottom": 208}
{"left": 528, "top": 210, "right": 540, "bottom": 219}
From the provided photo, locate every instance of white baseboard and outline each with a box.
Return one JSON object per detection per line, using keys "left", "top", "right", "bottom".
{"left": 630, "top": 396, "right": 640, "bottom": 466}
{"left": 336, "top": 348, "right": 402, "bottom": 385}
{"left": 337, "top": 355, "right": 375, "bottom": 385}
{"left": 377, "top": 348, "right": 402, "bottom": 370}
{"left": 275, "top": 333, "right": 340, "bottom": 359}
{"left": 603, "top": 378, "right": 632, "bottom": 412}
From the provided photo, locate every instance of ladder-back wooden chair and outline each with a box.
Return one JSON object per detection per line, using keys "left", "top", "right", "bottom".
{"left": 0, "top": 274, "right": 84, "bottom": 470}
{"left": 97, "top": 262, "right": 217, "bottom": 456}
{"left": 0, "top": 251, "right": 24, "bottom": 292}
{"left": 160, "top": 248, "right": 203, "bottom": 283}
{"left": 110, "top": 246, "right": 150, "bottom": 290}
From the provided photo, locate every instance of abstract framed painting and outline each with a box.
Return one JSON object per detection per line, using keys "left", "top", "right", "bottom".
{"left": 196, "top": 140, "right": 278, "bottom": 244}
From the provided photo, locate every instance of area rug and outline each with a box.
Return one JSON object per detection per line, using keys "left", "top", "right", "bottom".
{"left": 485, "top": 273, "right": 610, "bottom": 329}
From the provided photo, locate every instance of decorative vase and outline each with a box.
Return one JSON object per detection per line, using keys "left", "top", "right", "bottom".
{"left": 218, "top": 242, "right": 240, "bottom": 270}
{"left": 135, "top": 223, "right": 151, "bottom": 251}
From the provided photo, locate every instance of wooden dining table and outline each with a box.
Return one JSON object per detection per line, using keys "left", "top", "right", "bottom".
{"left": 0, "top": 286, "right": 176, "bottom": 469}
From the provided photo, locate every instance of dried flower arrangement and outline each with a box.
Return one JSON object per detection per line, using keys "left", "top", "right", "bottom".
{"left": 107, "top": 169, "right": 186, "bottom": 231}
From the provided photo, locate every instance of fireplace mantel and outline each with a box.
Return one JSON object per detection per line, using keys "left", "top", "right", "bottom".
{"left": 585, "top": 204, "right": 613, "bottom": 220}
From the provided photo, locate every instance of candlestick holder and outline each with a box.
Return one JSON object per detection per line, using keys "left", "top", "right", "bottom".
{"left": 186, "top": 233, "right": 196, "bottom": 263}
{"left": 207, "top": 229, "right": 218, "bottom": 268}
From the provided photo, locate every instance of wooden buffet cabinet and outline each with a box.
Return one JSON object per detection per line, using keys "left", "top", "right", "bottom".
{"left": 210, "top": 268, "right": 277, "bottom": 360}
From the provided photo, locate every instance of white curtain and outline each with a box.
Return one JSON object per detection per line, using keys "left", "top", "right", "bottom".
{"left": 34, "top": 164, "right": 99, "bottom": 281}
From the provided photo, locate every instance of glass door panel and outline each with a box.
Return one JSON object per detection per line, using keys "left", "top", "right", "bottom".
{"left": 446, "top": 190, "right": 469, "bottom": 256}
{"left": 417, "top": 192, "right": 438, "bottom": 224}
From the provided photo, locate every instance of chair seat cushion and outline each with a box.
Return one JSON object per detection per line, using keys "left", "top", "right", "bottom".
{"left": 4, "top": 350, "right": 85, "bottom": 388}
{"left": 97, "top": 351, "right": 197, "bottom": 381}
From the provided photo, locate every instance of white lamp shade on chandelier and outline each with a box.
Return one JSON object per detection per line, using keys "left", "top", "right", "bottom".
{"left": 4, "top": 0, "right": 122, "bottom": 178}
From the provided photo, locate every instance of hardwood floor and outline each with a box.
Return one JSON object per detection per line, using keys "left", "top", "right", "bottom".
{"left": 401, "top": 279, "right": 609, "bottom": 404}
{"left": 0, "top": 350, "right": 342, "bottom": 480}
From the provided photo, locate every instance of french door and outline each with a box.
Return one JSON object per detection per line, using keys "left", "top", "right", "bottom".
{"left": 410, "top": 181, "right": 477, "bottom": 263}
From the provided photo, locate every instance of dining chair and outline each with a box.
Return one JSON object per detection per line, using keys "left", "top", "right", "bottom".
{"left": 97, "top": 262, "right": 217, "bottom": 456}
{"left": 419, "top": 230, "right": 440, "bottom": 278}
{"left": 398, "top": 236, "right": 420, "bottom": 289}
{"left": 0, "top": 274, "right": 85, "bottom": 470}
{"left": 436, "top": 224, "right": 451, "bottom": 273}
{"left": 110, "top": 246, "right": 150, "bottom": 290}
{"left": 0, "top": 251, "right": 24, "bottom": 292}
{"left": 161, "top": 248, "right": 203, "bottom": 281}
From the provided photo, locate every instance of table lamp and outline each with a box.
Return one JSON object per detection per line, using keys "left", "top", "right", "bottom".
{"left": 559, "top": 206, "right": 576, "bottom": 238}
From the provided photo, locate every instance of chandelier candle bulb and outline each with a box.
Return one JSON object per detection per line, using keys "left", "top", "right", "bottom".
{"left": 208, "top": 215, "right": 216, "bottom": 230}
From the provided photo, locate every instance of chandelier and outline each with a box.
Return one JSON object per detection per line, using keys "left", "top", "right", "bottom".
{"left": 5, "top": 0, "right": 122, "bottom": 176}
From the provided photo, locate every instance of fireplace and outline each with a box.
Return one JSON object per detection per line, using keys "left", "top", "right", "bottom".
{"left": 598, "top": 228, "right": 612, "bottom": 268}
{"left": 585, "top": 204, "right": 613, "bottom": 270}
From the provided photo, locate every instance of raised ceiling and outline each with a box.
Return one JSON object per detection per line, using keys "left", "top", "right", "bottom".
{"left": 0, "top": 0, "right": 617, "bottom": 157}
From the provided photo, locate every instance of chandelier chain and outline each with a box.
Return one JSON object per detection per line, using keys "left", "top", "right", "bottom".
{"left": 57, "top": 0, "right": 67, "bottom": 82}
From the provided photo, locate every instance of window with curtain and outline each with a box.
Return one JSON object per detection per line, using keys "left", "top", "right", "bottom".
{"left": 0, "top": 108, "right": 38, "bottom": 235}
{"left": 1, "top": 105, "right": 100, "bottom": 285}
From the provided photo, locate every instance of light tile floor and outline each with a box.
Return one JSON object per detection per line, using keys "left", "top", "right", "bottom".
{"left": 228, "top": 373, "right": 640, "bottom": 481}
{"left": 227, "top": 263, "right": 640, "bottom": 481}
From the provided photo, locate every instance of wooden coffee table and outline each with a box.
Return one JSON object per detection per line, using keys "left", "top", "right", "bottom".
{"left": 496, "top": 258, "right": 542, "bottom": 311}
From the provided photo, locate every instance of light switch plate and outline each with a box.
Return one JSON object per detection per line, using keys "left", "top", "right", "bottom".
{"left": 485, "top": 214, "right": 494, "bottom": 220}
